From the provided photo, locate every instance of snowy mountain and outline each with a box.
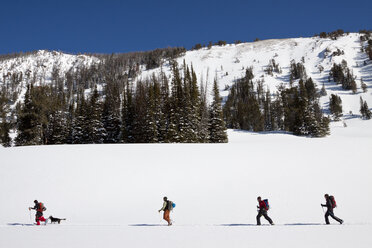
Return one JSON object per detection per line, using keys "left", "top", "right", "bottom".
{"left": 1, "top": 33, "right": 371, "bottom": 131}
{"left": 143, "top": 33, "right": 371, "bottom": 120}
{"left": 0, "top": 50, "right": 99, "bottom": 104}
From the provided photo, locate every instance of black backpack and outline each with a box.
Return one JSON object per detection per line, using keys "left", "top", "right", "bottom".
{"left": 167, "top": 200, "right": 174, "bottom": 211}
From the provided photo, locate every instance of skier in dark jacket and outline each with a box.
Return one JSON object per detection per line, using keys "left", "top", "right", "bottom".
{"left": 321, "top": 194, "right": 343, "bottom": 224}
{"left": 256, "top": 196, "right": 274, "bottom": 225}
{"left": 29, "top": 200, "right": 47, "bottom": 225}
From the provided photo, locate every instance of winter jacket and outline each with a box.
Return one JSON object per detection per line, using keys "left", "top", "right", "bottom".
{"left": 321, "top": 198, "right": 333, "bottom": 211}
{"left": 159, "top": 201, "right": 168, "bottom": 212}
{"left": 31, "top": 202, "right": 45, "bottom": 212}
{"left": 258, "top": 200, "right": 268, "bottom": 211}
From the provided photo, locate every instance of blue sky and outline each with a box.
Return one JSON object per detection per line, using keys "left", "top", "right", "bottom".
{"left": 0, "top": 0, "right": 371, "bottom": 54}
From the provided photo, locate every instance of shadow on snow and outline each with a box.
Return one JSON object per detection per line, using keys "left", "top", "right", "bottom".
{"left": 219, "top": 223, "right": 323, "bottom": 226}
{"left": 7, "top": 223, "right": 34, "bottom": 226}
{"left": 129, "top": 224, "right": 166, "bottom": 227}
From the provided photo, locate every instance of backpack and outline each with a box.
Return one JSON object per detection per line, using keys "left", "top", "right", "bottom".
{"left": 37, "top": 202, "right": 46, "bottom": 212}
{"left": 263, "top": 199, "right": 270, "bottom": 210}
{"left": 329, "top": 196, "right": 337, "bottom": 208}
{"left": 167, "top": 201, "right": 176, "bottom": 211}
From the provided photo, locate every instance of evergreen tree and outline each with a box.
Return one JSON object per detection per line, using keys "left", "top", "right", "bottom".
{"left": 320, "top": 82, "right": 327, "bottom": 96}
{"left": 15, "top": 84, "right": 43, "bottom": 146}
{"left": 361, "top": 79, "right": 368, "bottom": 93}
{"left": 223, "top": 68, "right": 263, "bottom": 132}
{"left": 360, "top": 97, "right": 371, "bottom": 120}
{"left": 45, "top": 111, "right": 68, "bottom": 144}
{"left": 72, "top": 91, "right": 88, "bottom": 144}
{"left": 102, "top": 82, "right": 121, "bottom": 143}
{"left": 145, "top": 78, "right": 159, "bottom": 143}
{"left": 122, "top": 82, "right": 135, "bottom": 143}
{"left": 167, "top": 61, "right": 183, "bottom": 142}
{"left": 158, "top": 70, "right": 170, "bottom": 142}
{"left": 87, "top": 87, "right": 106, "bottom": 143}
{"left": 329, "top": 94, "right": 343, "bottom": 120}
{"left": 0, "top": 91, "right": 11, "bottom": 147}
{"left": 198, "top": 78, "right": 210, "bottom": 142}
{"left": 209, "top": 79, "right": 228, "bottom": 143}
{"left": 132, "top": 80, "right": 148, "bottom": 143}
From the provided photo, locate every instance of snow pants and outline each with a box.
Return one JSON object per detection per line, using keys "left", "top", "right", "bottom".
{"left": 163, "top": 210, "right": 171, "bottom": 225}
{"left": 257, "top": 209, "right": 273, "bottom": 225}
{"left": 325, "top": 209, "right": 343, "bottom": 224}
{"left": 35, "top": 211, "right": 46, "bottom": 225}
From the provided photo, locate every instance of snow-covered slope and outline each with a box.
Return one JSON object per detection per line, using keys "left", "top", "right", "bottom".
{"left": 0, "top": 118, "right": 371, "bottom": 248}
{"left": 0, "top": 50, "right": 98, "bottom": 82}
{"left": 1, "top": 33, "right": 371, "bottom": 128}
{"left": 0, "top": 50, "right": 99, "bottom": 105}
{"left": 142, "top": 33, "right": 372, "bottom": 119}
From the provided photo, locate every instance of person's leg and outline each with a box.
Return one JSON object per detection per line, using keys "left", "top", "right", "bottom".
{"left": 35, "top": 212, "right": 41, "bottom": 225}
{"left": 164, "top": 210, "right": 171, "bottom": 225}
{"left": 263, "top": 212, "right": 273, "bottom": 225}
{"left": 329, "top": 210, "right": 343, "bottom": 224}
{"left": 256, "top": 211, "right": 262, "bottom": 225}
{"left": 325, "top": 211, "right": 330, "bottom": 224}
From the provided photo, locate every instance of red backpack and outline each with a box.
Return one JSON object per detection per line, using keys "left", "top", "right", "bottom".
{"left": 329, "top": 196, "right": 337, "bottom": 208}
{"left": 37, "top": 202, "right": 46, "bottom": 212}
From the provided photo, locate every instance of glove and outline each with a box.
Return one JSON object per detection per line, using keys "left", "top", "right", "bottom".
{"left": 158, "top": 210, "right": 161, "bottom": 213}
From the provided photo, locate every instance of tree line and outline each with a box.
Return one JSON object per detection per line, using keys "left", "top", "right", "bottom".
{"left": 8, "top": 61, "right": 227, "bottom": 146}
{"left": 223, "top": 66, "right": 330, "bottom": 137}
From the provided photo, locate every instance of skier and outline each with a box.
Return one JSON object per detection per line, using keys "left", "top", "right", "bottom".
{"left": 158, "top": 196, "right": 172, "bottom": 226}
{"left": 29, "top": 200, "right": 47, "bottom": 225}
{"left": 256, "top": 196, "right": 274, "bottom": 225}
{"left": 321, "top": 194, "right": 343, "bottom": 225}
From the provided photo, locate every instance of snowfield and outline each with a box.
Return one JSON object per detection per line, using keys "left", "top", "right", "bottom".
{"left": 1, "top": 118, "right": 371, "bottom": 248}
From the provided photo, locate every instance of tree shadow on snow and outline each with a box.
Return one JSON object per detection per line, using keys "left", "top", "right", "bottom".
{"left": 7, "top": 223, "right": 34, "bottom": 226}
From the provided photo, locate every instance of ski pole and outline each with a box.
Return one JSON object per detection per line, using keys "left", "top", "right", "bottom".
{"left": 29, "top": 209, "right": 32, "bottom": 223}
{"left": 321, "top": 205, "right": 325, "bottom": 214}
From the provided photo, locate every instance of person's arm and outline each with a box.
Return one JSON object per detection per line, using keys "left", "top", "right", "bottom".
{"left": 29, "top": 204, "right": 36, "bottom": 210}
{"left": 326, "top": 199, "right": 332, "bottom": 208}
{"left": 158, "top": 201, "right": 167, "bottom": 212}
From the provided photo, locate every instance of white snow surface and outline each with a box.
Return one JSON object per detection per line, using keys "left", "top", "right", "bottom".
{"left": 0, "top": 118, "right": 371, "bottom": 248}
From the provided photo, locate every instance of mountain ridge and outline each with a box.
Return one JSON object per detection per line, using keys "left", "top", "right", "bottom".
{"left": 0, "top": 32, "right": 371, "bottom": 133}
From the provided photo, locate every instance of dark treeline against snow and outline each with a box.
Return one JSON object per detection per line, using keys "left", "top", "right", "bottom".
{"left": 9, "top": 60, "right": 227, "bottom": 146}
{"left": 223, "top": 66, "right": 330, "bottom": 137}
{"left": 1, "top": 29, "right": 372, "bottom": 146}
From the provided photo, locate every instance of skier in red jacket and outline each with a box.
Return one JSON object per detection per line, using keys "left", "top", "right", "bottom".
{"left": 256, "top": 196, "right": 274, "bottom": 225}
{"left": 29, "top": 200, "right": 47, "bottom": 225}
